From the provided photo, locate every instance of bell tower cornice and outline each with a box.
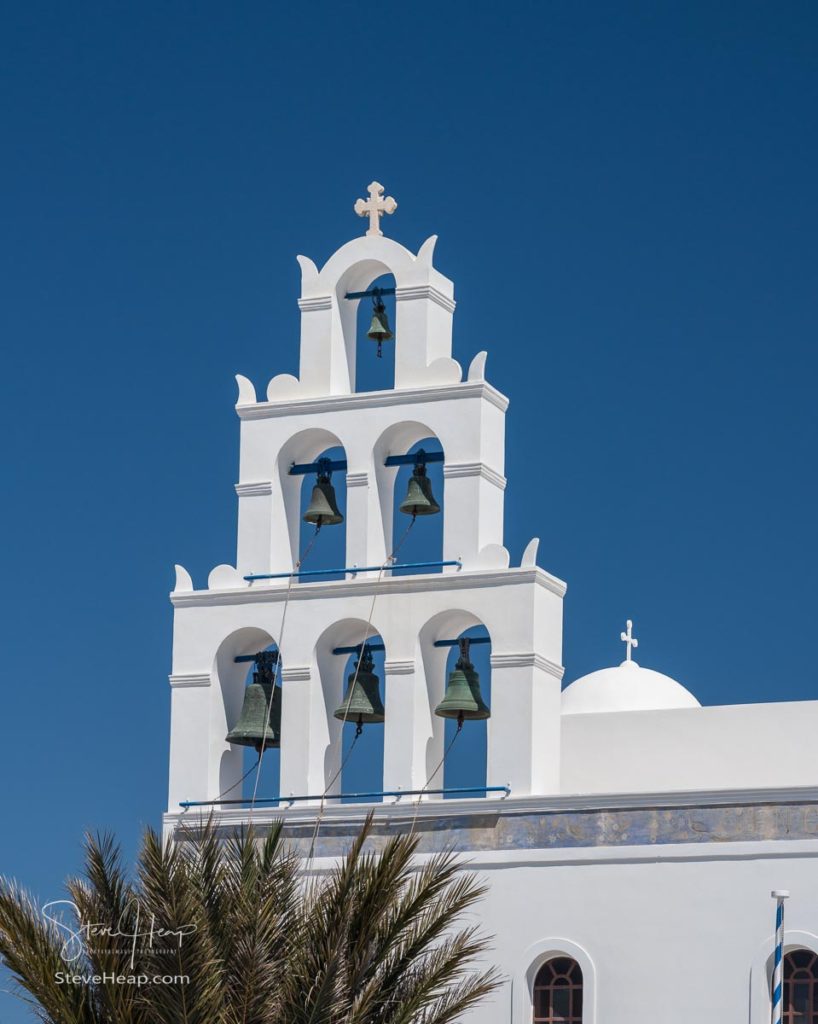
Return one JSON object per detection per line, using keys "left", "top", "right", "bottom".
{"left": 234, "top": 378, "right": 509, "bottom": 419}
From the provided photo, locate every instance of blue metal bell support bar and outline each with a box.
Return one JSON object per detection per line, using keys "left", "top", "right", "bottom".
{"left": 434, "top": 638, "right": 490, "bottom": 722}
{"left": 333, "top": 645, "right": 385, "bottom": 726}
{"left": 226, "top": 651, "right": 282, "bottom": 752}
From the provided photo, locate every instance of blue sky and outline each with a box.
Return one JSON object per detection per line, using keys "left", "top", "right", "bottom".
{"left": 1, "top": 1, "right": 817, "bottom": 1016}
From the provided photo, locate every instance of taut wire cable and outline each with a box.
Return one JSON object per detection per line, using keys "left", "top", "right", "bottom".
{"left": 305, "top": 514, "right": 418, "bottom": 862}
{"left": 408, "top": 714, "right": 463, "bottom": 837}
{"left": 249, "top": 524, "right": 322, "bottom": 813}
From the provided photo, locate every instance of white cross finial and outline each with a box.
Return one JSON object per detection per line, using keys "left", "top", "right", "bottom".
{"left": 354, "top": 181, "right": 397, "bottom": 236}
{"left": 620, "top": 619, "right": 639, "bottom": 663}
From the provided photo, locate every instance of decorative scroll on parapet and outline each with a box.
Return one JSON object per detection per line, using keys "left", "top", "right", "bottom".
{"left": 468, "top": 352, "right": 488, "bottom": 382}
{"left": 235, "top": 372, "right": 305, "bottom": 405}
{"left": 457, "top": 538, "right": 543, "bottom": 573}
{"left": 520, "top": 538, "right": 540, "bottom": 568}
{"left": 235, "top": 374, "right": 257, "bottom": 405}
{"left": 460, "top": 544, "right": 511, "bottom": 571}
{"left": 266, "top": 374, "right": 301, "bottom": 402}
{"left": 173, "top": 564, "right": 194, "bottom": 593}
{"left": 207, "top": 564, "right": 247, "bottom": 590}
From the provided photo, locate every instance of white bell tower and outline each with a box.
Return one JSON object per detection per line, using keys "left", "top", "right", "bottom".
{"left": 165, "top": 185, "right": 566, "bottom": 831}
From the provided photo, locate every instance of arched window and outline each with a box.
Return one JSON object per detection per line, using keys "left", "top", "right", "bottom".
{"left": 784, "top": 949, "right": 818, "bottom": 1021}
{"left": 533, "top": 957, "right": 583, "bottom": 1023}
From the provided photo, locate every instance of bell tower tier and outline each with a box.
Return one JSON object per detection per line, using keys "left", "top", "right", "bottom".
{"left": 165, "top": 186, "right": 567, "bottom": 828}
{"left": 234, "top": 378, "right": 508, "bottom": 579}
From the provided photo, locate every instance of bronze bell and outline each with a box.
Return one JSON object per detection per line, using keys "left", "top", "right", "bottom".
{"left": 435, "top": 639, "right": 490, "bottom": 723}
{"left": 333, "top": 645, "right": 385, "bottom": 727}
{"left": 303, "top": 472, "right": 344, "bottom": 528}
{"left": 226, "top": 652, "right": 282, "bottom": 753}
{"left": 366, "top": 296, "right": 393, "bottom": 358}
{"left": 399, "top": 461, "right": 440, "bottom": 517}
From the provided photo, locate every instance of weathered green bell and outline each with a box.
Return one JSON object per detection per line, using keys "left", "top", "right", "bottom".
{"left": 333, "top": 645, "right": 385, "bottom": 726}
{"left": 226, "top": 652, "right": 282, "bottom": 752}
{"left": 399, "top": 462, "right": 440, "bottom": 517}
{"left": 435, "top": 639, "right": 490, "bottom": 722}
{"left": 366, "top": 296, "right": 393, "bottom": 358}
{"left": 303, "top": 472, "right": 344, "bottom": 528}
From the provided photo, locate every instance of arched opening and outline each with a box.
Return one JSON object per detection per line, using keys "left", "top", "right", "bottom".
{"left": 275, "top": 428, "right": 349, "bottom": 580}
{"left": 783, "top": 949, "right": 818, "bottom": 1021}
{"left": 418, "top": 611, "right": 491, "bottom": 800}
{"left": 314, "top": 618, "right": 386, "bottom": 803}
{"left": 229, "top": 642, "right": 282, "bottom": 803}
{"left": 296, "top": 444, "right": 347, "bottom": 582}
{"left": 336, "top": 638, "right": 387, "bottom": 803}
{"left": 374, "top": 421, "right": 445, "bottom": 575}
{"left": 533, "top": 957, "right": 583, "bottom": 1023}
{"left": 216, "top": 627, "right": 281, "bottom": 804}
{"left": 440, "top": 625, "right": 491, "bottom": 797}
{"left": 390, "top": 438, "right": 444, "bottom": 576}
{"left": 353, "top": 272, "right": 397, "bottom": 393}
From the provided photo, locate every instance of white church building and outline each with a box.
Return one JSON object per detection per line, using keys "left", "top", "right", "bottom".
{"left": 164, "top": 184, "right": 818, "bottom": 1024}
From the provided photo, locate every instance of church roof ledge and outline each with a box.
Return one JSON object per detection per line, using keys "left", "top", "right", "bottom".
{"left": 169, "top": 564, "right": 567, "bottom": 607}
{"left": 163, "top": 783, "right": 818, "bottom": 834}
{"left": 234, "top": 379, "right": 509, "bottom": 419}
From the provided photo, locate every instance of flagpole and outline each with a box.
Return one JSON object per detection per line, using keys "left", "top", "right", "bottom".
{"left": 771, "top": 890, "right": 790, "bottom": 1024}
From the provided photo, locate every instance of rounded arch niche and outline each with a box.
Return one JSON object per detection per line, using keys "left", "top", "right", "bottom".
{"left": 336, "top": 263, "right": 397, "bottom": 394}
{"left": 418, "top": 609, "right": 491, "bottom": 797}
{"left": 214, "top": 626, "right": 278, "bottom": 802}
{"left": 373, "top": 419, "right": 445, "bottom": 572}
{"left": 275, "top": 427, "right": 348, "bottom": 580}
{"left": 314, "top": 617, "right": 387, "bottom": 800}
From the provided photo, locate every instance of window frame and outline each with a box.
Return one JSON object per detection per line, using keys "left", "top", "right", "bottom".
{"left": 532, "top": 955, "right": 583, "bottom": 1023}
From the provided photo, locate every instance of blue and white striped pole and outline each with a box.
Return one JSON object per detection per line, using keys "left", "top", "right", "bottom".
{"left": 771, "top": 889, "right": 790, "bottom": 1024}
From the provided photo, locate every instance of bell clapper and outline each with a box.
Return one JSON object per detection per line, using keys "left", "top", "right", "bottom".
{"left": 366, "top": 291, "right": 393, "bottom": 358}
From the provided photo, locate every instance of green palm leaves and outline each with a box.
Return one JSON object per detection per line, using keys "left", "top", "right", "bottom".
{"left": 0, "top": 815, "right": 500, "bottom": 1024}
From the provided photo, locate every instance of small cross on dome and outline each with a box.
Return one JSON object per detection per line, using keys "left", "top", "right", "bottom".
{"left": 354, "top": 181, "right": 398, "bottom": 236}
{"left": 620, "top": 619, "right": 639, "bottom": 664}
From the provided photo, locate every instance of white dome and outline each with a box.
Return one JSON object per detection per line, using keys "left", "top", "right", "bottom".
{"left": 561, "top": 660, "right": 700, "bottom": 715}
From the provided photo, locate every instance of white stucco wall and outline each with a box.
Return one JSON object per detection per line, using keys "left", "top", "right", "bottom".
{"left": 561, "top": 701, "right": 818, "bottom": 794}
{"left": 465, "top": 839, "right": 818, "bottom": 1024}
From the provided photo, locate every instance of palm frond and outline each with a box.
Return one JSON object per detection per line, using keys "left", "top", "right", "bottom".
{"left": 0, "top": 811, "right": 500, "bottom": 1024}
{"left": 0, "top": 877, "right": 100, "bottom": 1024}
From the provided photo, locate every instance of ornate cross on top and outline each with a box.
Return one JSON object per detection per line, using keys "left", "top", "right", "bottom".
{"left": 620, "top": 619, "right": 639, "bottom": 662}
{"left": 354, "top": 181, "right": 398, "bottom": 236}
